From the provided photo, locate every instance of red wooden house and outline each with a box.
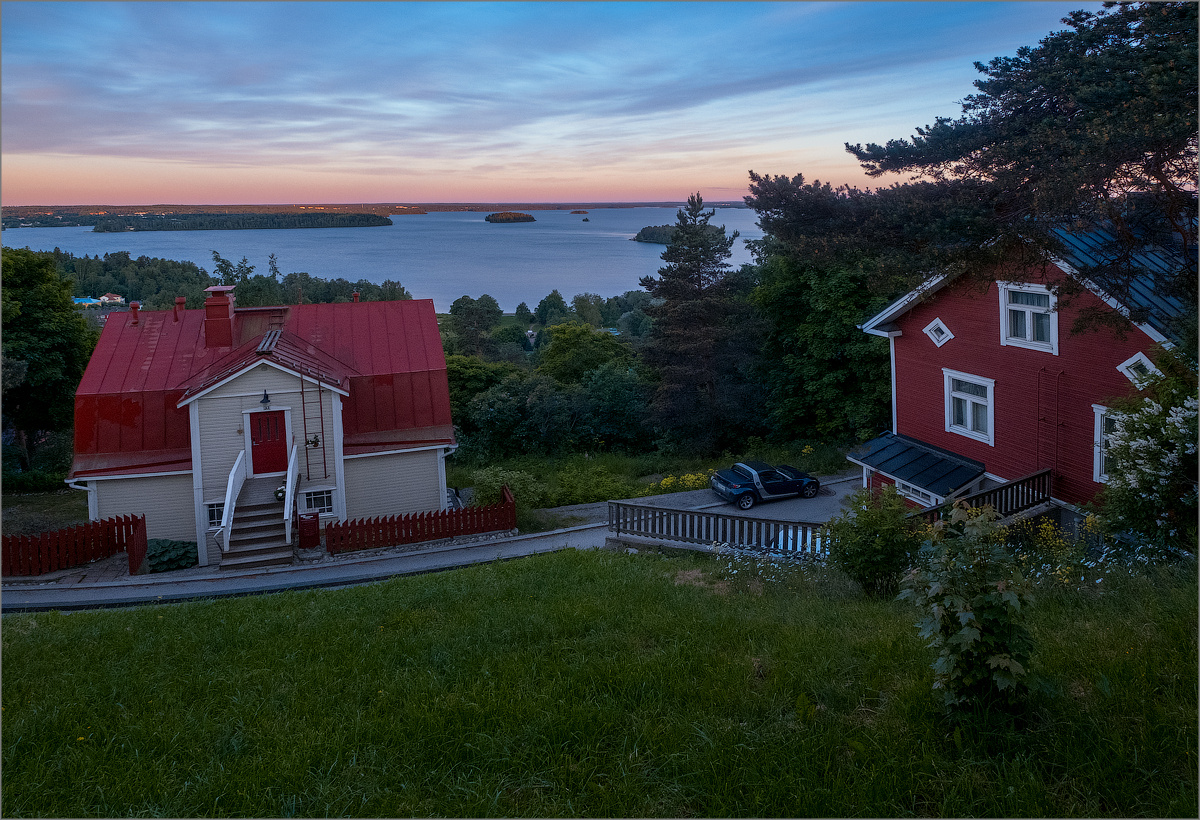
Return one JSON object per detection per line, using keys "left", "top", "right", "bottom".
{"left": 67, "top": 286, "right": 456, "bottom": 569}
{"left": 849, "top": 235, "right": 1185, "bottom": 519}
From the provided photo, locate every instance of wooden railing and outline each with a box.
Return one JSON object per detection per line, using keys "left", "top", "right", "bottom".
{"left": 911, "top": 469, "right": 1054, "bottom": 525}
{"left": 2, "top": 515, "right": 148, "bottom": 577}
{"left": 283, "top": 443, "right": 299, "bottom": 544}
{"left": 325, "top": 487, "right": 517, "bottom": 556}
{"left": 217, "top": 450, "right": 247, "bottom": 552}
{"left": 608, "top": 501, "right": 826, "bottom": 559}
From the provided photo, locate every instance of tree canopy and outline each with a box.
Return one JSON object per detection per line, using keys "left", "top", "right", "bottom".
{"left": 846, "top": 1, "right": 1198, "bottom": 325}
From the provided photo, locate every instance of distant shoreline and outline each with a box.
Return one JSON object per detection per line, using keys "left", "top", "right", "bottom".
{"left": 1, "top": 200, "right": 749, "bottom": 223}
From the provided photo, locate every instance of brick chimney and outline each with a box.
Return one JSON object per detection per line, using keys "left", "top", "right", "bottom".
{"left": 203, "top": 285, "right": 237, "bottom": 348}
{"left": 173, "top": 296, "right": 186, "bottom": 322}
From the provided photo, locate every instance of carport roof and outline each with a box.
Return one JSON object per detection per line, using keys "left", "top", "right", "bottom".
{"left": 847, "top": 432, "right": 984, "bottom": 499}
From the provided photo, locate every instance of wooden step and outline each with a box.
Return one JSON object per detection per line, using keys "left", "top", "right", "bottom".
{"left": 220, "top": 546, "right": 294, "bottom": 570}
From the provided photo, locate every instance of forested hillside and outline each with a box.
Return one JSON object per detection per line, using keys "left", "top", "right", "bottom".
{"left": 92, "top": 212, "right": 393, "bottom": 232}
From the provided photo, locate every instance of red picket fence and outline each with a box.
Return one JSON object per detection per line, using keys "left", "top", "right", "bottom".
{"left": 2, "top": 514, "right": 148, "bottom": 577}
{"left": 325, "top": 487, "right": 516, "bottom": 556}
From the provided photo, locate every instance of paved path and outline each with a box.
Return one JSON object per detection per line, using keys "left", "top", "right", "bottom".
{"left": 1, "top": 473, "right": 861, "bottom": 613}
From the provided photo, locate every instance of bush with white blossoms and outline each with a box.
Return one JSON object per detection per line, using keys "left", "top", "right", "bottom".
{"left": 1100, "top": 348, "right": 1198, "bottom": 556}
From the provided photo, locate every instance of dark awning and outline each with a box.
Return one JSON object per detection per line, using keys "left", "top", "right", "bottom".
{"left": 847, "top": 432, "right": 985, "bottom": 499}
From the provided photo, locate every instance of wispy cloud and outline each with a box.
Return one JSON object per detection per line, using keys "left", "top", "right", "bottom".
{"left": 1, "top": 1, "right": 1098, "bottom": 203}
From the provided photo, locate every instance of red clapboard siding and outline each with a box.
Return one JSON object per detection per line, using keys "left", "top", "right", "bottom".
{"left": 891, "top": 268, "right": 1155, "bottom": 506}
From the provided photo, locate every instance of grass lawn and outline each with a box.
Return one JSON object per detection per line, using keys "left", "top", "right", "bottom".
{"left": 1, "top": 489, "right": 90, "bottom": 536}
{"left": 2, "top": 549, "right": 1196, "bottom": 817}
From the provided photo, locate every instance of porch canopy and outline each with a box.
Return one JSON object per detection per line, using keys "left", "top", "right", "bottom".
{"left": 847, "top": 432, "right": 985, "bottom": 501}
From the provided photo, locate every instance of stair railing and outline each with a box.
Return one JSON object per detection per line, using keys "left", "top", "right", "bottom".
{"left": 283, "top": 443, "right": 299, "bottom": 544}
{"left": 218, "top": 450, "right": 247, "bottom": 552}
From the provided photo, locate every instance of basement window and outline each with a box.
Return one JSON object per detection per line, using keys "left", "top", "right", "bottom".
{"left": 303, "top": 490, "right": 334, "bottom": 515}
{"left": 895, "top": 480, "right": 935, "bottom": 505}
{"left": 206, "top": 503, "right": 224, "bottom": 529}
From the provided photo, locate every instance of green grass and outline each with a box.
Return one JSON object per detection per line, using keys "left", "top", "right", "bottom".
{"left": 3, "top": 549, "right": 1195, "bottom": 817}
{"left": 1, "top": 489, "right": 90, "bottom": 535}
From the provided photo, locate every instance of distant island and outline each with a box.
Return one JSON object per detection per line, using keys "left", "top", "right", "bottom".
{"left": 90, "top": 213, "right": 393, "bottom": 232}
{"left": 484, "top": 212, "right": 536, "bottom": 223}
{"left": 570, "top": 210, "right": 588, "bottom": 214}
{"left": 632, "top": 224, "right": 728, "bottom": 244}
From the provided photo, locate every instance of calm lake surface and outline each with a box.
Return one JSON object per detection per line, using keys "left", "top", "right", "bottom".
{"left": 5, "top": 207, "right": 763, "bottom": 312}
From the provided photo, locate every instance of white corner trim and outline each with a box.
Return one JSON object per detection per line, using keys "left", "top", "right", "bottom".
{"left": 177, "top": 359, "right": 348, "bottom": 408}
{"left": 859, "top": 272, "right": 952, "bottom": 336}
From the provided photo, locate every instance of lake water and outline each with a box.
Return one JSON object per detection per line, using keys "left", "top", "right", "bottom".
{"left": 4, "top": 207, "right": 763, "bottom": 312}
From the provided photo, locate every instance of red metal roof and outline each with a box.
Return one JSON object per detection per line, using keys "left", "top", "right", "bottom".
{"left": 71, "top": 297, "right": 453, "bottom": 477}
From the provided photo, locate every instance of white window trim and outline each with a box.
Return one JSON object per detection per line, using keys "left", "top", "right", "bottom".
{"left": 943, "top": 368, "right": 995, "bottom": 446}
{"left": 1093, "top": 404, "right": 1112, "bottom": 484}
{"left": 894, "top": 480, "right": 941, "bottom": 506}
{"left": 302, "top": 487, "right": 336, "bottom": 515}
{"left": 205, "top": 501, "right": 224, "bottom": 530}
{"left": 997, "top": 281, "right": 1058, "bottom": 355}
{"left": 922, "top": 317, "right": 954, "bottom": 347}
{"left": 1116, "top": 351, "right": 1161, "bottom": 387}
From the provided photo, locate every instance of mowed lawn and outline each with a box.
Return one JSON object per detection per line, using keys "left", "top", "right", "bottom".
{"left": 2, "top": 548, "right": 1196, "bottom": 818}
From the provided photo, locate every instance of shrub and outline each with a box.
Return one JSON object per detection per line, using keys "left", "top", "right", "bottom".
{"left": 145, "top": 539, "right": 199, "bottom": 573}
{"left": 898, "top": 503, "right": 1035, "bottom": 710}
{"left": 824, "top": 485, "right": 925, "bottom": 597}
{"left": 470, "top": 467, "right": 548, "bottom": 509}
{"left": 549, "top": 465, "right": 639, "bottom": 506}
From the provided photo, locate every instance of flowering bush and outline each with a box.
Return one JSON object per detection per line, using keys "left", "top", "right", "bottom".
{"left": 652, "top": 471, "right": 714, "bottom": 494}
{"left": 899, "top": 503, "right": 1035, "bottom": 710}
{"left": 1100, "top": 348, "right": 1198, "bottom": 556}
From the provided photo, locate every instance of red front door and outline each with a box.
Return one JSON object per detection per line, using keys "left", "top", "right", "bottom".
{"left": 250, "top": 410, "right": 287, "bottom": 473}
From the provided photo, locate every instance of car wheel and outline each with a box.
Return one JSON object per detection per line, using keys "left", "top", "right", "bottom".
{"left": 802, "top": 482, "right": 820, "bottom": 499}
{"left": 737, "top": 493, "right": 756, "bottom": 510}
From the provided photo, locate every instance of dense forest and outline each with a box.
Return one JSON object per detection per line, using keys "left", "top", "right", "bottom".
{"left": 632, "top": 223, "right": 725, "bottom": 245}
{"left": 92, "top": 212, "right": 393, "bottom": 232}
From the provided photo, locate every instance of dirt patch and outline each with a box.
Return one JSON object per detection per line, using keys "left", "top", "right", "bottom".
{"left": 673, "top": 568, "right": 729, "bottom": 595}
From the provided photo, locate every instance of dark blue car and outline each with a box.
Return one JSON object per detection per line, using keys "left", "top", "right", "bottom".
{"left": 709, "top": 461, "right": 821, "bottom": 511}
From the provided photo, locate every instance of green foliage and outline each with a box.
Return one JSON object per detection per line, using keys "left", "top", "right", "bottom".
{"left": 574, "top": 361, "right": 652, "bottom": 451}
{"left": 444, "top": 355, "right": 520, "bottom": 433}
{"left": 535, "top": 320, "right": 632, "bottom": 385}
{"left": 899, "top": 505, "right": 1035, "bottom": 710}
{"left": 469, "top": 466, "right": 548, "bottom": 509}
{"left": 640, "top": 193, "right": 767, "bottom": 453}
{"left": 1, "top": 248, "right": 97, "bottom": 470}
{"left": 514, "top": 301, "right": 532, "bottom": 325}
{"left": 446, "top": 294, "right": 503, "bottom": 356}
{"left": 1097, "top": 347, "right": 1198, "bottom": 555}
{"left": 824, "top": 485, "right": 925, "bottom": 597}
{"left": 534, "top": 289, "right": 571, "bottom": 326}
{"left": 570, "top": 292, "right": 605, "bottom": 327}
{"left": 846, "top": 1, "right": 1198, "bottom": 324}
{"left": 145, "top": 539, "right": 199, "bottom": 573}
{"left": 465, "top": 374, "right": 575, "bottom": 459}
{"left": 483, "top": 211, "right": 535, "bottom": 223}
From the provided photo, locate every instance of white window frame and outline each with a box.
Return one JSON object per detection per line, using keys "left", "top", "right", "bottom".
{"left": 1093, "top": 404, "right": 1116, "bottom": 483}
{"left": 302, "top": 488, "right": 335, "bottom": 516}
{"left": 206, "top": 502, "right": 224, "bottom": 530}
{"left": 922, "top": 317, "right": 954, "bottom": 347}
{"left": 1116, "top": 351, "right": 1161, "bottom": 387}
{"left": 895, "top": 480, "right": 938, "bottom": 506}
{"left": 943, "top": 368, "right": 995, "bottom": 446}
{"left": 998, "top": 282, "right": 1058, "bottom": 355}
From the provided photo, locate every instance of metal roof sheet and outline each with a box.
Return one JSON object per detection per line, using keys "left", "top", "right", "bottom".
{"left": 848, "top": 432, "right": 985, "bottom": 499}
{"left": 72, "top": 298, "right": 452, "bottom": 466}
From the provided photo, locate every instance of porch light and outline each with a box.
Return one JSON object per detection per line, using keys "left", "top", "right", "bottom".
{"left": 260, "top": 390, "right": 271, "bottom": 410}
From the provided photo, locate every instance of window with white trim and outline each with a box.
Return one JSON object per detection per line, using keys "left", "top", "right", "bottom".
{"left": 998, "top": 282, "right": 1058, "bottom": 354}
{"left": 303, "top": 489, "right": 334, "bottom": 515}
{"left": 923, "top": 318, "right": 954, "bottom": 347}
{"left": 1116, "top": 351, "right": 1161, "bottom": 387}
{"left": 207, "top": 503, "right": 224, "bottom": 529}
{"left": 895, "top": 480, "right": 935, "bottom": 505}
{"left": 944, "top": 368, "right": 995, "bottom": 445}
{"left": 1093, "top": 405, "right": 1116, "bottom": 483}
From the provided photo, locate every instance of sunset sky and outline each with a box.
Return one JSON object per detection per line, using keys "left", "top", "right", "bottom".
{"left": 2, "top": 1, "right": 1101, "bottom": 206}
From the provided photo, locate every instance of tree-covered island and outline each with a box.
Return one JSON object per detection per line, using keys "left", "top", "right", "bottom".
{"left": 632, "top": 224, "right": 726, "bottom": 244}
{"left": 92, "top": 212, "right": 393, "bottom": 232}
{"left": 484, "top": 212, "right": 536, "bottom": 223}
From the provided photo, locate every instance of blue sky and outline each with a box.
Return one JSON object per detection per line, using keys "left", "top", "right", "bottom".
{"left": 1, "top": 1, "right": 1101, "bottom": 205}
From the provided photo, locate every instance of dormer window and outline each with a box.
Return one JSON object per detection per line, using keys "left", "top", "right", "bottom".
{"left": 1116, "top": 351, "right": 1160, "bottom": 386}
{"left": 998, "top": 282, "right": 1058, "bottom": 354}
{"left": 923, "top": 318, "right": 954, "bottom": 347}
